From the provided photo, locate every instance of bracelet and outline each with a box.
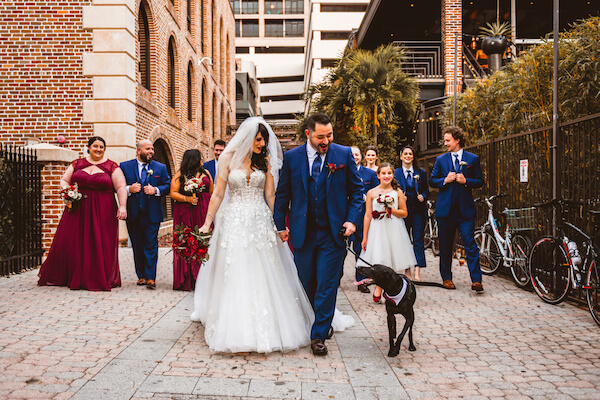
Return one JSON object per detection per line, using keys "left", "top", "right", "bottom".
{"left": 207, "top": 212, "right": 214, "bottom": 219}
{"left": 185, "top": 196, "right": 188, "bottom": 203}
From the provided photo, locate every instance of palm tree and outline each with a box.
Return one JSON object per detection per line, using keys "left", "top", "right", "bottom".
{"left": 345, "top": 44, "right": 419, "bottom": 145}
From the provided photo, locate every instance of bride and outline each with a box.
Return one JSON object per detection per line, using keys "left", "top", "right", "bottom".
{"left": 191, "top": 117, "right": 352, "bottom": 354}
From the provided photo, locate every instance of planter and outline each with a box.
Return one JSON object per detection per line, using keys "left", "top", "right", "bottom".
{"left": 482, "top": 36, "right": 508, "bottom": 73}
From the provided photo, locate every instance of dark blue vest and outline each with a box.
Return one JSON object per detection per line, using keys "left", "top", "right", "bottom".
{"left": 307, "top": 167, "right": 329, "bottom": 230}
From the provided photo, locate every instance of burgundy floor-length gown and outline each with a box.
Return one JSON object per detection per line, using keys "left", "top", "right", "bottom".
{"left": 172, "top": 175, "right": 211, "bottom": 291}
{"left": 38, "top": 159, "right": 121, "bottom": 291}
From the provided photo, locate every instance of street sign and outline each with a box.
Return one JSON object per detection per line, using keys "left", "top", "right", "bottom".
{"left": 520, "top": 159, "right": 528, "bottom": 183}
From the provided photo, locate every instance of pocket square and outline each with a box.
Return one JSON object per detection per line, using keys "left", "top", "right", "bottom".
{"left": 153, "top": 175, "right": 159, "bottom": 178}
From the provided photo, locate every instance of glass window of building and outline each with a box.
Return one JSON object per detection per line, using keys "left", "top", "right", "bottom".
{"left": 285, "top": 0, "right": 303, "bottom": 14}
{"left": 230, "top": 0, "right": 240, "bottom": 14}
{"left": 241, "top": 19, "right": 259, "bottom": 37}
{"left": 285, "top": 19, "right": 303, "bottom": 37}
{"left": 241, "top": 0, "right": 258, "bottom": 14}
{"left": 320, "top": 4, "right": 367, "bottom": 12}
{"left": 235, "top": 20, "right": 240, "bottom": 37}
{"left": 265, "top": 0, "right": 283, "bottom": 14}
{"left": 265, "top": 20, "right": 284, "bottom": 37}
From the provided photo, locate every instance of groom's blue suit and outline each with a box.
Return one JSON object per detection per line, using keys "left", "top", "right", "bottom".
{"left": 274, "top": 143, "right": 363, "bottom": 340}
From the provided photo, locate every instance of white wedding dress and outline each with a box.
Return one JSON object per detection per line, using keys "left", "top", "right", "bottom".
{"left": 191, "top": 169, "right": 352, "bottom": 354}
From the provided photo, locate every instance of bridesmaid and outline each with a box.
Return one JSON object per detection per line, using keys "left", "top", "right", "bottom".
{"left": 170, "top": 149, "right": 213, "bottom": 291}
{"left": 38, "top": 136, "right": 128, "bottom": 291}
{"left": 364, "top": 145, "right": 379, "bottom": 172}
{"left": 394, "top": 145, "right": 429, "bottom": 281}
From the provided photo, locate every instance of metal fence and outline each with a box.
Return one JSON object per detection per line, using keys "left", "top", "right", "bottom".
{"left": 0, "top": 144, "right": 43, "bottom": 277}
{"left": 418, "top": 113, "right": 600, "bottom": 300}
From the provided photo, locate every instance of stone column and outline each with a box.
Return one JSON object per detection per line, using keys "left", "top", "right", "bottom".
{"left": 442, "top": 0, "right": 462, "bottom": 97}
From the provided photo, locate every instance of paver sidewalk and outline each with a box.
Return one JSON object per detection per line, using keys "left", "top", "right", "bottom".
{"left": 1, "top": 248, "right": 600, "bottom": 399}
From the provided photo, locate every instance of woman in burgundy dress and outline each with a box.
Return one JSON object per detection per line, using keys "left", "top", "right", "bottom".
{"left": 170, "top": 149, "right": 213, "bottom": 291}
{"left": 38, "top": 136, "right": 128, "bottom": 291}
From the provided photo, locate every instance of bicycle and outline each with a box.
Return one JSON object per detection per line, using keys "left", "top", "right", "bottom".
{"left": 474, "top": 194, "right": 534, "bottom": 288}
{"left": 528, "top": 199, "right": 600, "bottom": 326}
{"left": 423, "top": 200, "right": 439, "bottom": 256}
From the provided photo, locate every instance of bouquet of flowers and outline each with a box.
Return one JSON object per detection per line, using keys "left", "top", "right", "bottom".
{"left": 375, "top": 194, "right": 395, "bottom": 218}
{"left": 183, "top": 177, "right": 206, "bottom": 199}
{"left": 60, "top": 183, "right": 84, "bottom": 211}
{"left": 171, "top": 224, "right": 212, "bottom": 263}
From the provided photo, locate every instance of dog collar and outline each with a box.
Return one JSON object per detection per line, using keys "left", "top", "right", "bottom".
{"left": 383, "top": 276, "right": 408, "bottom": 306}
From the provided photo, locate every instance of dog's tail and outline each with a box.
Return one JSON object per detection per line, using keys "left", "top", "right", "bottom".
{"left": 412, "top": 281, "right": 449, "bottom": 289}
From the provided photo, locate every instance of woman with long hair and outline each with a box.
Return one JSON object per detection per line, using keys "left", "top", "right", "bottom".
{"left": 364, "top": 145, "right": 379, "bottom": 172}
{"left": 170, "top": 149, "right": 213, "bottom": 291}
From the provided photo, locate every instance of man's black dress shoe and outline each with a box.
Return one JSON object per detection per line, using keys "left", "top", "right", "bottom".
{"left": 311, "top": 339, "right": 328, "bottom": 356}
{"left": 357, "top": 283, "right": 370, "bottom": 293}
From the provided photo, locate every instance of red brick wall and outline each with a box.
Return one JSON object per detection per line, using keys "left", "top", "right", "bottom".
{"left": 0, "top": 1, "right": 93, "bottom": 151}
{"left": 40, "top": 162, "right": 70, "bottom": 251}
{"left": 442, "top": 0, "right": 462, "bottom": 97}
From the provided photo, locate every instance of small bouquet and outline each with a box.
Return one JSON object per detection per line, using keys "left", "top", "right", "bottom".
{"left": 171, "top": 224, "right": 212, "bottom": 264}
{"left": 183, "top": 177, "right": 206, "bottom": 200}
{"left": 60, "top": 183, "right": 84, "bottom": 211}
{"left": 376, "top": 194, "right": 395, "bottom": 218}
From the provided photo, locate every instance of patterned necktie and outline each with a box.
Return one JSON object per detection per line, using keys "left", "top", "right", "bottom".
{"left": 141, "top": 164, "right": 148, "bottom": 184}
{"left": 453, "top": 154, "right": 460, "bottom": 172}
{"left": 406, "top": 170, "right": 414, "bottom": 188}
{"left": 312, "top": 154, "right": 322, "bottom": 181}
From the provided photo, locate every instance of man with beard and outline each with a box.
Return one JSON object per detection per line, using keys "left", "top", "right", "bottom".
{"left": 121, "top": 140, "right": 171, "bottom": 289}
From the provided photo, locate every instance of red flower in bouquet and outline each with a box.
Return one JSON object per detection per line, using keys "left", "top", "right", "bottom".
{"left": 171, "top": 224, "right": 212, "bottom": 264}
{"left": 327, "top": 163, "right": 345, "bottom": 178}
{"left": 59, "top": 182, "right": 85, "bottom": 211}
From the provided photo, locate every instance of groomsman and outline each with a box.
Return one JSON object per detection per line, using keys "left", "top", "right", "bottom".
{"left": 121, "top": 140, "right": 171, "bottom": 289}
{"left": 429, "top": 126, "right": 484, "bottom": 292}
{"left": 350, "top": 146, "right": 378, "bottom": 293}
{"left": 203, "top": 139, "right": 226, "bottom": 182}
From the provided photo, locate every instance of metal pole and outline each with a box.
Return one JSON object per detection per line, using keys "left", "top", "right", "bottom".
{"left": 511, "top": 0, "right": 516, "bottom": 40}
{"left": 552, "top": 0, "right": 560, "bottom": 201}
{"left": 452, "top": 32, "right": 458, "bottom": 126}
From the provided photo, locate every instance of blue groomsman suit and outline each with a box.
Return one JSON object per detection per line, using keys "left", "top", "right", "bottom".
{"left": 274, "top": 142, "right": 363, "bottom": 341}
{"left": 203, "top": 159, "right": 217, "bottom": 182}
{"left": 120, "top": 159, "right": 171, "bottom": 281}
{"left": 429, "top": 150, "right": 484, "bottom": 284}
{"left": 394, "top": 166, "right": 429, "bottom": 268}
{"left": 353, "top": 166, "right": 379, "bottom": 282}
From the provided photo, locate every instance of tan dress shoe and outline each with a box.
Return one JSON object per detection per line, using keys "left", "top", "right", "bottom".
{"left": 442, "top": 280, "right": 456, "bottom": 289}
{"left": 471, "top": 282, "right": 484, "bottom": 292}
{"left": 146, "top": 279, "right": 156, "bottom": 289}
{"left": 137, "top": 278, "right": 147, "bottom": 286}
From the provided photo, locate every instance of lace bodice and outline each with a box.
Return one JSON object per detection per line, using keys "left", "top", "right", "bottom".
{"left": 227, "top": 169, "right": 266, "bottom": 205}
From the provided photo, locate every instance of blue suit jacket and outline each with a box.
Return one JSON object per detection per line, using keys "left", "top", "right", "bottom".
{"left": 394, "top": 166, "right": 429, "bottom": 215}
{"left": 429, "top": 151, "right": 484, "bottom": 219}
{"left": 120, "top": 159, "right": 171, "bottom": 224}
{"left": 358, "top": 166, "right": 379, "bottom": 195}
{"left": 274, "top": 143, "right": 364, "bottom": 249}
{"left": 203, "top": 159, "right": 216, "bottom": 182}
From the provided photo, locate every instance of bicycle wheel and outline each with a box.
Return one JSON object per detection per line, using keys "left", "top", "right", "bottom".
{"left": 510, "top": 234, "right": 532, "bottom": 288}
{"left": 585, "top": 258, "right": 600, "bottom": 327}
{"left": 431, "top": 218, "right": 440, "bottom": 256}
{"left": 475, "top": 228, "right": 502, "bottom": 275}
{"left": 529, "top": 237, "right": 571, "bottom": 304}
{"left": 424, "top": 219, "right": 432, "bottom": 249}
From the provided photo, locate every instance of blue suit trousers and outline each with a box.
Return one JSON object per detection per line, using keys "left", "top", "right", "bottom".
{"left": 405, "top": 210, "right": 427, "bottom": 268}
{"left": 127, "top": 217, "right": 160, "bottom": 281}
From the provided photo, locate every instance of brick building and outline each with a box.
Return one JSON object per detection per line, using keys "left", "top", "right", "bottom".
{"left": 0, "top": 0, "right": 235, "bottom": 250}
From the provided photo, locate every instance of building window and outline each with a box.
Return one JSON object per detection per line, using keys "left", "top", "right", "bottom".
{"left": 236, "top": 46, "right": 249, "bottom": 53}
{"left": 285, "top": 0, "right": 303, "bottom": 14}
{"left": 285, "top": 19, "right": 303, "bottom": 37}
{"left": 168, "top": 37, "right": 176, "bottom": 109}
{"left": 241, "top": 0, "right": 258, "bottom": 14}
{"left": 236, "top": 80, "right": 244, "bottom": 101}
{"left": 254, "top": 46, "right": 304, "bottom": 53}
{"left": 202, "top": 80, "right": 207, "bottom": 130}
{"left": 260, "top": 93, "right": 302, "bottom": 102}
{"left": 265, "top": 0, "right": 283, "bottom": 14}
{"left": 321, "top": 31, "right": 350, "bottom": 40}
{"left": 200, "top": 0, "right": 204, "bottom": 52}
{"left": 265, "top": 20, "right": 283, "bottom": 37}
{"left": 320, "top": 4, "right": 367, "bottom": 12}
{"left": 230, "top": 0, "right": 240, "bottom": 14}
{"left": 321, "top": 59, "right": 338, "bottom": 68}
{"left": 187, "top": 0, "right": 192, "bottom": 31}
{"left": 240, "top": 19, "right": 259, "bottom": 37}
{"left": 187, "top": 62, "right": 193, "bottom": 121}
{"left": 138, "top": 1, "right": 151, "bottom": 91}
{"left": 212, "top": 92, "right": 217, "bottom": 138}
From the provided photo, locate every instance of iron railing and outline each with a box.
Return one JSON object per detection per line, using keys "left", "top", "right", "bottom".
{"left": 0, "top": 144, "right": 43, "bottom": 276}
{"left": 394, "top": 41, "right": 443, "bottom": 79}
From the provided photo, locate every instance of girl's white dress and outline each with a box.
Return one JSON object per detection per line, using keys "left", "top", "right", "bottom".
{"left": 356, "top": 190, "right": 417, "bottom": 272}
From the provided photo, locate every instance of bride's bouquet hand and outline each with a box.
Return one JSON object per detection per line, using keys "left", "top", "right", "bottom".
{"left": 199, "top": 224, "right": 211, "bottom": 234}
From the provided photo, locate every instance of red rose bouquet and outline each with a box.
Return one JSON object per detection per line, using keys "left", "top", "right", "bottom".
{"left": 171, "top": 224, "right": 212, "bottom": 263}
{"left": 60, "top": 183, "right": 84, "bottom": 211}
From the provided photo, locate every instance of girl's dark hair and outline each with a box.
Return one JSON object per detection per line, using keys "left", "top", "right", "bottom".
{"left": 400, "top": 145, "right": 419, "bottom": 169}
{"left": 364, "top": 145, "right": 379, "bottom": 166}
{"left": 178, "top": 149, "right": 206, "bottom": 193}
{"left": 87, "top": 136, "right": 106, "bottom": 153}
{"left": 378, "top": 162, "right": 399, "bottom": 190}
{"left": 251, "top": 123, "right": 269, "bottom": 173}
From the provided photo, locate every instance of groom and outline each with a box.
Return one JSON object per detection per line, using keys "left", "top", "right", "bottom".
{"left": 274, "top": 113, "right": 363, "bottom": 356}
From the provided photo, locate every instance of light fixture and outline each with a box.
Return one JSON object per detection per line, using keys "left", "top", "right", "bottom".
{"left": 199, "top": 56, "right": 213, "bottom": 66}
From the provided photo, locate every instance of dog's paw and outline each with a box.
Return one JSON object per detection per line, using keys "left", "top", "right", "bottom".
{"left": 387, "top": 349, "right": 399, "bottom": 357}
{"left": 408, "top": 345, "right": 416, "bottom": 352}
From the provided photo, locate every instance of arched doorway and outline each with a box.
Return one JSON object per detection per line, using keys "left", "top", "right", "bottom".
{"left": 152, "top": 138, "right": 174, "bottom": 220}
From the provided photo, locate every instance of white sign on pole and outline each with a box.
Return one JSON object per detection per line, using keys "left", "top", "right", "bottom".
{"left": 520, "top": 159, "right": 528, "bottom": 183}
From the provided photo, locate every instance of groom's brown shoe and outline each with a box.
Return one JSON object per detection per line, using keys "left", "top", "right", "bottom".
{"left": 146, "top": 280, "right": 156, "bottom": 289}
{"left": 137, "top": 278, "right": 147, "bottom": 286}
{"left": 311, "top": 339, "right": 328, "bottom": 356}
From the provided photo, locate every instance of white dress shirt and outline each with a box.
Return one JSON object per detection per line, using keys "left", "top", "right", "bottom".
{"left": 402, "top": 166, "right": 414, "bottom": 180}
{"left": 306, "top": 143, "right": 325, "bottom": 175}
{"left": 451, "top": 149, "right": 464, "bottom": 164}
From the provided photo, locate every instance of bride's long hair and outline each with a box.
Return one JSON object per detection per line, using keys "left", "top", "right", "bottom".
{"left": 251, "top": 123, "right": 270, "bottom": 173}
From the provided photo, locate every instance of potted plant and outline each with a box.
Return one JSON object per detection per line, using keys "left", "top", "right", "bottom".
{"left": 479, "top": 21, "right": 512, "bottom": 73}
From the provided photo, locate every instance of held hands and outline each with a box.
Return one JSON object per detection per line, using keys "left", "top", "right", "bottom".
{"left": 143, "top": 184, "right": 157, "bottom": 195}
{"left": 278, "top": 228, "right": 290, "bottom": 242}
{"left": 456, "top": 173, "right": 466, "bottom": 184}
{"left": 117, "top": 206, "right": 127, "bottom": 220}
{"left": 130, "top": 182, "right": 142, "bottom": 194}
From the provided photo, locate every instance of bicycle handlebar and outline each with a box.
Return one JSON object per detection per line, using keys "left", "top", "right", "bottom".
{"left": 475, "top": 193, "right": 508, "bottom": 204}
{"left": 533, "top": 198, "right": 584, "bottom": 208}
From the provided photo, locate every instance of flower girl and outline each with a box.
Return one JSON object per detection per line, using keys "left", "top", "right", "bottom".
{"left": 358, "top": 163, "right": 417, "bottom": 303}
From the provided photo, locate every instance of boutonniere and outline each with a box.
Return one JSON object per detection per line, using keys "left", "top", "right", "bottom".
{"left": 327, "top": 163, "right": 345, "bottom": 177}
{"left": 147, "top": 169, "right": 154, "bottom": 176}
{"left": 458, "top": 161, "right": 467, "bottom": 172}
{"left": 413, "top": 174, "right": 420, "bottom": 181}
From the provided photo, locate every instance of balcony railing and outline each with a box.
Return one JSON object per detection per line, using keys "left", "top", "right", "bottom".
{"left": 393, "top": 41, "right": 443, "bottom": 79}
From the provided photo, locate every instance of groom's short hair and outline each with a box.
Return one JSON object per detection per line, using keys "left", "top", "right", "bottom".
{"left": 306, "top": 113, "right": 331, "bottom": 133}
{"left": 443, "top": 126, "right": 467, "bottom": 147}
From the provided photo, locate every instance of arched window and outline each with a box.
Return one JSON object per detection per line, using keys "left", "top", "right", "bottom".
{"left": 219, "top": 18, "right": 224, "bottom": 86}
{"left": 138, "top": 0, "right": 151, "bottom": 91}
{"left": 212, "top": 91, "right": 217, "bottom": 138}
{"left": 168, "top": 37, "right": 176, "bottom": 109}
{"left": 187, "top": 0, "right": 192, "bottom": 32}
{"left": 226, "top": 34, "right": 231, "bottom": 95}
{"left": 211, "top": 0, "right": 216, "bottom": 64}
{"left": 235, "top": 80, "right": 243, "bottom": 101}
{"left": 187, "top": 62, "right": 193, "bottom": 121}
{"left": 200, "top": 0, "right": 204, "bottom": 52}
{"left": 202, "top": 79, "right": 207, "bottom": 131}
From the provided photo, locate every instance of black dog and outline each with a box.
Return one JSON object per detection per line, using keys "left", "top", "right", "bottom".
{"left": 357, "top": 264, "right": 416, "bottom": 357}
